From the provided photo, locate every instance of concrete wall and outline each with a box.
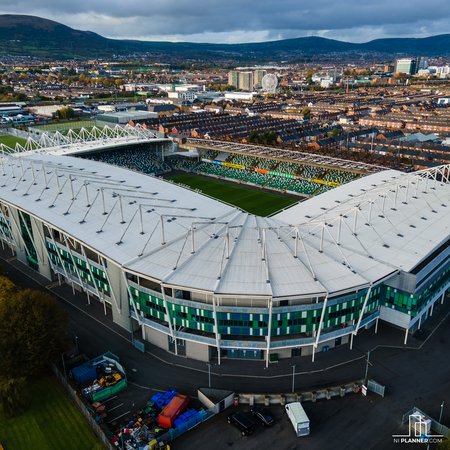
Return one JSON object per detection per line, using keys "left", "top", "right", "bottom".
{"left": 30, "top": 217, "right": 52, "bottom": 280}
{"left": 106, "top": 262, "right": 131, "bottom": 331}
{"left": 271, "top": 348, "right": 292, "bottom": 359}
{"left": 269, "top": 333, "right": 351, "bottom": 361}
{"left": 8, "top": 208, "right": 26, "bottom": 264}
{"left": 238, "top": 379, "right": 364, "bottom": 405}
{"left": 186, "top": 340, "right": 210, "bottom": 362}
{"left": 198, "top": 390, "right": 235, "bottom": 413}
{"left": 143, "top": 325, "right": 169, "bottom": 351}
{"left": 379, "top": 305, "right": 410, "bottom": 328}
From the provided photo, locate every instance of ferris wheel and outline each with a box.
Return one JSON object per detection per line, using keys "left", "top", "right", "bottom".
{"left": 261, "top": 73, "right": 278, "bottom": 93}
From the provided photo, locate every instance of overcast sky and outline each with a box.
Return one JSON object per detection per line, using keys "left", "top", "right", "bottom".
{"left": 0, "top": 0, "right": 449, "bottom": 43}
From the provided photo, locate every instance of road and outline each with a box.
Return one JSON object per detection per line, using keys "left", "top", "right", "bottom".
{"left": 1, "top": 251, "right": 449, "bottom": 449}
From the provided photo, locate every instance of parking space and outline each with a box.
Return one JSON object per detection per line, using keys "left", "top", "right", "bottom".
{"left": 100, "top": 383, "right": 156, "bottom": 429}
{"left": 171, "top": 394, "right": 402, "bottom": 450}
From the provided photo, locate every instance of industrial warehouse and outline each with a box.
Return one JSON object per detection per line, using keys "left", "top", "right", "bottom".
{"left": 0, "top": 126, "right": 449, "bottom": 367}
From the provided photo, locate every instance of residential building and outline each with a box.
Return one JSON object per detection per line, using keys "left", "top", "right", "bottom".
{"left": 395, "top": 58, "right": 417, "bottom": 75}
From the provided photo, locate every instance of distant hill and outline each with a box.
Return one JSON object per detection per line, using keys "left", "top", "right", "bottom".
{"left": 0, "top": 14, "right": 449, "bottom": 60}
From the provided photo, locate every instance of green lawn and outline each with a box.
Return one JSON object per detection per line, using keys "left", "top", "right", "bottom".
{"left": 0, "top": 135, "right": 28, "bottom": 149}
{"left": 166, "top": 173, "right": 299, "bottom": 216}
{"left": 33, "top": 120, "right": 96, "bottom": 133}
{"left": 0, "top": 376, "right": 101, "bottom": 450}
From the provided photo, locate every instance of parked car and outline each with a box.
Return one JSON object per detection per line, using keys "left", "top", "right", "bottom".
{"left": 227, "top": 412, "right": 255, "bottom": 436}
{"left": 250, "top": 407, "right": 275, "bottom": 426}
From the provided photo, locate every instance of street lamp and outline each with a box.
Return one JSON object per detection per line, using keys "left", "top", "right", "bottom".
{"left": 364, "top": 350, "right": 372, "bottom": 383}
{"left": 439, "top": 401, "right": 445, "bottom": 424}
{"left": 207, "top": 363, "right": 211, "bottom": 388}
{"left": 74, "top": 335, "right": 79, "bottom": 354}
{"left": 291, "top": 365, "right": 296, "bottom": 393}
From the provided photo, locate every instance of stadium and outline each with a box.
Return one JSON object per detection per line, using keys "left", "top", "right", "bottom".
{"left": 0, "top": 125, "right": 449, "bottom": 366}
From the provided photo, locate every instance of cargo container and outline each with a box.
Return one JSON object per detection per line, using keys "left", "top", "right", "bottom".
{"left": 71, "top": 351, "right": 121, "bottom": 385}
{"left": 81, "top": 352, "right": 127, "bottom": 402}
{"left": 285, "top": 402, "right": 310, "bottom": 437}
{"left": 71, "top": 362, "right": 97, "bottom": 385}
{"left": 158, "top": 394, "right": 190, "bottom": 428}
{"left": 91, "top": 378, "right": 127, "bottom": 402}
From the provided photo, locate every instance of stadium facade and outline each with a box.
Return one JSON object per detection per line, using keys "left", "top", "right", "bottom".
{"left": 0, "top": 130, "right": 449, "bottom": 365}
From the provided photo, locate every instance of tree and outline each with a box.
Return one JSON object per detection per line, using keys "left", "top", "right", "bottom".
{"left": 55, "top": 106, "right": 75, "bottom": 120}
{"left": 301, "top": 107, "right": 312, "bottom": 119}
{"left": 0, "top": 377, "right": 27, "bottom": 417}
{"left": 248, "top": 130, "right": 259, "bottom": 144}
{"left": 261, "top": 130, "right": 278, "bottom": 145}
{"left": 0, "top": 288, "right": 68, "bottom": 378}
{"left": 305, "top": 69, "right": 315, "bottom": 85}
{"left": 248, "top": 130, "right": 278, "bottom": 145}
{"left": 438, "top": 439, "right": 450, "bottom": 450}
{"left": 331, "top": 127, "right": 341, "bottom": 138}
{"left": 0, "top": 275, "right": 15, "bottom": 303}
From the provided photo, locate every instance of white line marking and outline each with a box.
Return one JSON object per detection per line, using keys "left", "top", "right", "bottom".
{"left": 108, "top": 410, "right": 130, "bottom": 424}
{"left": 108, "top": 403, "right": 124, "bottom": 412}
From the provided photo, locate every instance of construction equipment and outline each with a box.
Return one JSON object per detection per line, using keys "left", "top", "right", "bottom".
{"left": 149, "top": 439, "right": 170, "bottom": 450}
{"left": 99, "top": 372, "right": 122, "bottom": 387}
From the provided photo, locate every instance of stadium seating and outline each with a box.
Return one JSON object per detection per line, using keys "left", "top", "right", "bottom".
{"left": 254, "top": 158, "right": 276, "bottom": 170}
{"left": 229, "top": 154, "right": 256, "bottom": 167}
{"left": 266, "top": 176, "right": 294, "bottom": 190}
{"left": 170, "top": 157, "right": 200, "bottom": 172}
{"left": 204, "top": 150, "right": 219, "bottom": 160}
{"left": 300, "top": 165, "right": 324, "bottom": 179}
{"left": 245, "top": 171, "right": 271, "bottom": 186}
{"left": 196, "top": 162, "right": 230, "bottom": 177}
{"left": 314, "top": 185, "right": 333, "bottom": 195}
{"left": 84, "top": 146, "right": 171, "bottom": 176}
{"left": 276, "top": 161, "right": 301, "bottom": 175}
{"left": 82, "top": 145, "right": 362, "bottom": 200}
{"left": 323, "top": 169, "right": 359, "bottom": 184}
{"left": 224, "top": 168, "right": 251, "bottom": 182}
{"left": 288, "top": 179, "right": 321, "bottom": 196}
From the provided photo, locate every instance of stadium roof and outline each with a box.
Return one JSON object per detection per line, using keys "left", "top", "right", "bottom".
{"left": 185, "top": 138, "right": 384, "bottom": 174}
{"left": 0, "top": 124, "right": 166, "bottom": 157}
{"left": 275, "top": 167, "right": 450, "bottom": 275}
{"left": 0, "top": 150, "right": 448, "bottom": 300}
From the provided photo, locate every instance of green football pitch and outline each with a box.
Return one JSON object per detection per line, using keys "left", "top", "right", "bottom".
{"left": 0, "top": 376, "right": 101, "bottom": 450}
{"left": 0, "top": 135, "right": 28, "bottom": 149}
{"left": 166, "top": 173, "right": 299, "bottom": 216}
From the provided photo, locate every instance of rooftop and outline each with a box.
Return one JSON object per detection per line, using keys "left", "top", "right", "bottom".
{"left": 0, "top": 146, "right": 448, "bottom": 299}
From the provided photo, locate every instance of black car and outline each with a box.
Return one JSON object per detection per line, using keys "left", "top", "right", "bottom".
{"left": 250, "top": 407, "right": 275, "bottom": 427}
{"left": 227, "top": 412, "right": 255, "bottom": 436}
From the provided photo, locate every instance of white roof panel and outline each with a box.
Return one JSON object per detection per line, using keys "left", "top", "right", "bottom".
{"left": 0, "top": 150, "right": 448, "bottom": 300}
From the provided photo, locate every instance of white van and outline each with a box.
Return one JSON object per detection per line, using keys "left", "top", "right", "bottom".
{"left": 285, "top": 402, "right": 310, "bottom": 437}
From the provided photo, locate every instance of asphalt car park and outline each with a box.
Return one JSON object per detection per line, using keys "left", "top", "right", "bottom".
{"left": 172, "top": 389, "right": 447, "bottom": 450}
{"left": 1, "top": 255, "right": 448, "bottom": 450}
{"left": 172, "top": 401, "right": 333, "bottom": 450}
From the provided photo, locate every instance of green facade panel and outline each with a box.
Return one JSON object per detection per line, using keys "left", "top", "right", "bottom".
{"left": 128, "top": 285, "right": 384, "bottom": 339}
{"left": 19, "top": 212, "right": 38, "bottom": 270}
{"left": 46, "top": 241, "right": 110, "bottom": 295}
{"left": 384, "top": 266, "right": 449, "bottom": 317}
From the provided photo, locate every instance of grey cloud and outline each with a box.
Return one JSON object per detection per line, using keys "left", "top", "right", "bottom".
{"left": 0, "top": 0, "right": 448, "bottom": 42}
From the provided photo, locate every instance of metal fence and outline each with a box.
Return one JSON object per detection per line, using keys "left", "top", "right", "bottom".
{"left": 132, "top": 338, "right": 146, "bottom": 353}
{"left": 402, "top": 406, "right": 450, "bottom": 438}
{"left": 51, "top": 364, "right": 114, "bottom": 450}
{"left": 367, "top": 379, "right": 385, "bottom": 398}
{"left": 159, "top": 409, "right": 216, "bottom": 443}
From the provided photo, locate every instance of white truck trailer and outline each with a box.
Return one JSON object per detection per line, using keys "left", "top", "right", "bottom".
{"left": 285, "top": 402, "right": 310, "bottom": 437}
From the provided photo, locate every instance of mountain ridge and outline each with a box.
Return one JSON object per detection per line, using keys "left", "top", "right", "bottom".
{"left": 0, "top": 14, "right": 449, "bottom": 59}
